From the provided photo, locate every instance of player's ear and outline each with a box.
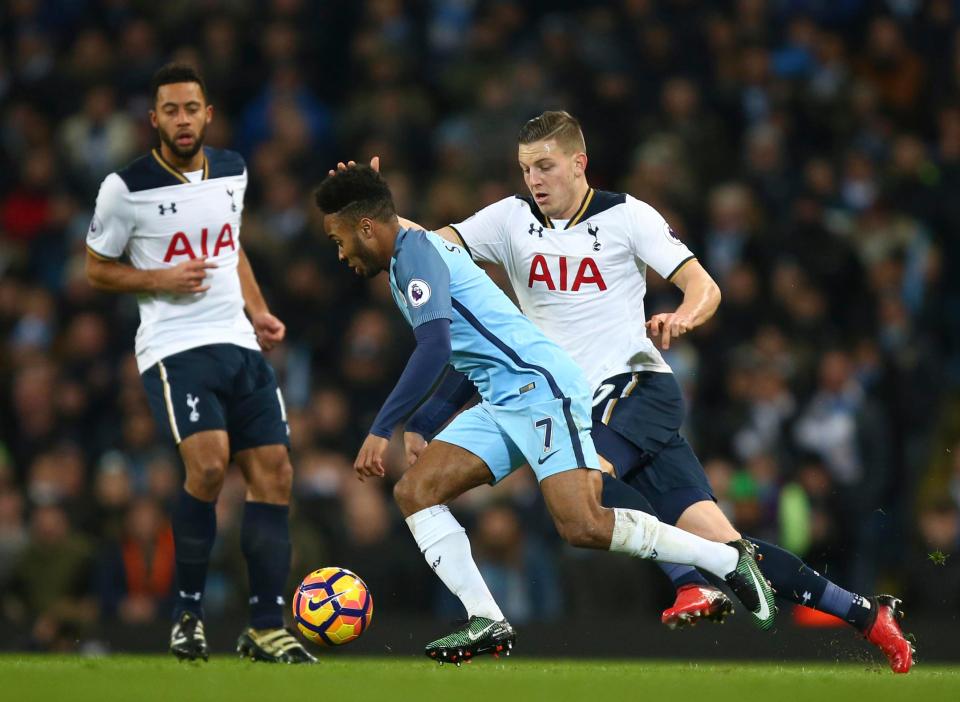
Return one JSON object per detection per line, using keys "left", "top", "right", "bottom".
{"left": 358, "top": 217, "right": 374, "bottom": 239}
{"left": 205, "top": 104, "right": 214, "bottom": 124}
{"left": 149, "top": 110, "right": 158, "bottom": 129}
{"left": 573, "top": 152, "right": 588, "bottom": 177}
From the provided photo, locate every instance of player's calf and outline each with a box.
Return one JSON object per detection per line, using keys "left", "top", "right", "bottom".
{"left": 551, "top": 510, "right": 613, "bottom": 549}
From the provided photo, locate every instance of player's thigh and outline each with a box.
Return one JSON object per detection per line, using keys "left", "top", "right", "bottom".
{"left": 141, "top": 346, "right": 231, "bottom": 447}
{"left": 432, "top": 403, "right": 526, "bottom": 486}
{"left": 394, "top": 440, "right": 497, "bottom": 516}
{"left": 495, "top": 394, "right": 601, "bottom": 483}
{"left": 177, "top": 430, "right": 231, "bottom": 497}
{"left": 592, "top": 420, "right": 644, "bottom": 479}
{"left": 642, "top": 435, "right": 718, "bottom": 526}
{"left": 675, "top": 500, "right": 740, "bottom": 542}
{"left": 234, "top": 443, "right": 292, "bottom": 504}
{"left": 592, "top": 371, "right": 685, "bottom": 478}
{"left": 226, "top": 348, "right": 290, "bottom": 454}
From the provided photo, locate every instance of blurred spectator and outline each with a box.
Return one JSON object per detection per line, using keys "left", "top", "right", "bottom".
{"left": 3, "top": 503, "right": 95, "bottom": 650}
{"left": 794, "top": 350, "right": 888, "bottom": 491}
{"left": 59, "top": 86, "right": 137, "bottom": 196}
{"left": 905, "top": 501, "right": 960, "bottom": 613}
{"left": 95, "top": 497, "right": 174, "bottom": 624}
{"left": 0, "top": 487, "right": 27, "bottom": 588}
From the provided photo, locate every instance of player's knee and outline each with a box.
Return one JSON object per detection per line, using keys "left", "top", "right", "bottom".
{"left": 394, "top": 472, "right": 443, "bottom": 516}
{"left": 189, "top": 462, "right": 226, "bottom": 497}
{"left": 393, "top": 474, "right": 419, "bottom": 515}
{"left": 554, "top": 513, "right": 606, "bottom": 549}
{"left": 264, "top": 458, "right": 293, "bottom": 499}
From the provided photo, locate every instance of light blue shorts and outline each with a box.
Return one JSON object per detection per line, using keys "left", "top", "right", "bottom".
{"left": 434, "top": 394, "right": 600, "bottom": 483}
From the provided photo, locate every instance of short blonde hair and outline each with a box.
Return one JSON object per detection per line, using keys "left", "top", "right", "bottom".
{"left": 518, "top": 111, "right": 586, "bottom": 153}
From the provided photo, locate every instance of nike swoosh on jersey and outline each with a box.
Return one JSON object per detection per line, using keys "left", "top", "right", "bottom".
{"left": 537, "top": 451, "right": 559, "bottom": 465}
{"left": 746, "top": 564, "right": 771, "bottom": 621}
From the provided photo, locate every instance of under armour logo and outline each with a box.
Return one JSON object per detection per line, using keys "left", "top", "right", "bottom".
{"left": 528, "top": 223, "right": 544, "bottom": 238}
{"left": 186, "top": 393, "right": 200, "bottom": 422}
{"left": 431, "top": 555, "right": 442, "bottom": 571}
{"left": 179, "top": 590, "right": 202, "bottom": 601}
{"left": 226, "top": 188, "right": 237, "bottom": 212}
{"left": 159, "top": 202, "right": 177, "bottom": 215}
{"left": 588, "top": 223, "right": 601, "bottom": 251}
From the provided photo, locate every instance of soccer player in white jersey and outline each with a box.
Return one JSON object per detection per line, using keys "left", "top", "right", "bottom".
{"left": 400, "top": 111, "right": 910, "bottom": 672}
{"left": 85, "top": 64, "right": 313, "bottom": 664}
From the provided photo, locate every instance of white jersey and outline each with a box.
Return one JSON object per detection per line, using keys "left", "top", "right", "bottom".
{"left": 451, "top": 190, "right": 695, "bottom": 390}
{"left": 86, "top": 147, "right": 258, "bottom": 373}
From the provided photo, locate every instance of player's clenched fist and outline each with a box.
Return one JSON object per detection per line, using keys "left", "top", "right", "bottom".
{"left": 354, "top": 434, "right": 389, "bottom": 481}
{"left": 158, "top": 257, "right": 217, "bottom": 294}
{"left": 251, "top": 311, "right": 285, "bottom": 350}
{"left": 646, "top": 312, "right": 693, "bottom": 350}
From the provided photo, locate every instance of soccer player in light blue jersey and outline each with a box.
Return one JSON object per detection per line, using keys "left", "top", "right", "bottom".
{"left": 314, "top": 165, "right": 776, "bottom": 663}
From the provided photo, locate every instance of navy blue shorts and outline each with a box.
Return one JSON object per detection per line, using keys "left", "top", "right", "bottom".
{"left": 142, "top": 344, "right": 290, "bottom": 454}
{"left": 591, "top": 371, "right": 714, "bottom": 525}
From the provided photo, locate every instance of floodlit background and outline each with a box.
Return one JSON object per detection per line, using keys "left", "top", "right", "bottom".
{"left": 0, "top": 0, "right": 958, "bottom": 656}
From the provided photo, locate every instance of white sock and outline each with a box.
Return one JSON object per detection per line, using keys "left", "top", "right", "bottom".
{"left": 609, "top": 508, "right": 738, "bottom": 579}
{"left": 405, "top": 505, "right": 504, "bottom": 621}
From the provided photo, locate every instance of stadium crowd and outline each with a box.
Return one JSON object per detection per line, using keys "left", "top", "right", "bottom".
{"left": 2, "top": 0, "right": 960, "bottom": 650}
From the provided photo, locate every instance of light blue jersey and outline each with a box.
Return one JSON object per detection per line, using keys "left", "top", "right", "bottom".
{"left": 389, "top": 227, "right": 599, "bottom": 481}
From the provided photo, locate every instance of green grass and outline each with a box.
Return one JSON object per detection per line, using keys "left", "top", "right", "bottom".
{"left": 3, "top": 656, "right": 959, "bottom": 702}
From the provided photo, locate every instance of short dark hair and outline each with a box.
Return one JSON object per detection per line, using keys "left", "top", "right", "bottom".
{"left": 314, "top": 165, "right": 397, "bottom": 224}
{"left": 518, "top": 110, "right": 586, "bottom": 152}
{"left": 150, "top": 62, "right": 208, "bottom": 103}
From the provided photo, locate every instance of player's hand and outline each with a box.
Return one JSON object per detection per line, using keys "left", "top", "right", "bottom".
{"left": 646, "top": 312, "right": 693, "bottom": 350}
{"left": 354, "top": 434, "right": 389, "bottom": 481}
{"left": 403, "top": 431, "right": 427, "bottom": 468}
{"left": 328, "top": 156, "right": 380, "bottom": 177}
{"left": 251, "top": 311, "right": 286, "bottom": 350}
{"left": 158, "top": 257, "right": 217, "bottom": 294}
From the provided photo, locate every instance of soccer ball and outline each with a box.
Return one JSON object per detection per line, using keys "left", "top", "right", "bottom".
{"left": 292, "top": 567, "right": 373, "bottom": 646}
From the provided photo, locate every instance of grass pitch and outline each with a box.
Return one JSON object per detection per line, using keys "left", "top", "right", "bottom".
{"left": 4, "top": 655, "right": 958, "bottom": 702}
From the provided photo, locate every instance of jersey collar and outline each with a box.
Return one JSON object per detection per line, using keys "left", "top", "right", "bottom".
{"left": 544, "top": 187, "right": 595, "bottom": 230}
{"left": 151, "top": 147, "right": 209, "bottom": 183}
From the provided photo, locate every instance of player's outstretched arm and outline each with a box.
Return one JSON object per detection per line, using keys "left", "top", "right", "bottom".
{"left": 647, "top": 259, "right": 721, "bottom": 350}
{"left": 85, "top": 250, "right": 217, "bottom": 295}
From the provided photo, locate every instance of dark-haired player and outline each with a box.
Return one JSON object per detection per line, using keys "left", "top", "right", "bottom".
{"left": 85, "top": 63, "right": 313, "bottom": 663}
{"left": 315, "top": 164, "right": 777, "bottom": 663}
{"left": 397, "top": 110, "right": 911, "bottom": 673}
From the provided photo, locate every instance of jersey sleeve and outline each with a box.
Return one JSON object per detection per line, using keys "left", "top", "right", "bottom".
{"left": 86, "top": 173, "right": 134, "bottom": 260}
{"left": 448, "top": 197, "right": 514, "bottom": 264}
{"left": 625, "top": 196, "right": 696, "bottom": 280}
{"left": 394, "top": 232, "right": 453, "bottom": 328}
